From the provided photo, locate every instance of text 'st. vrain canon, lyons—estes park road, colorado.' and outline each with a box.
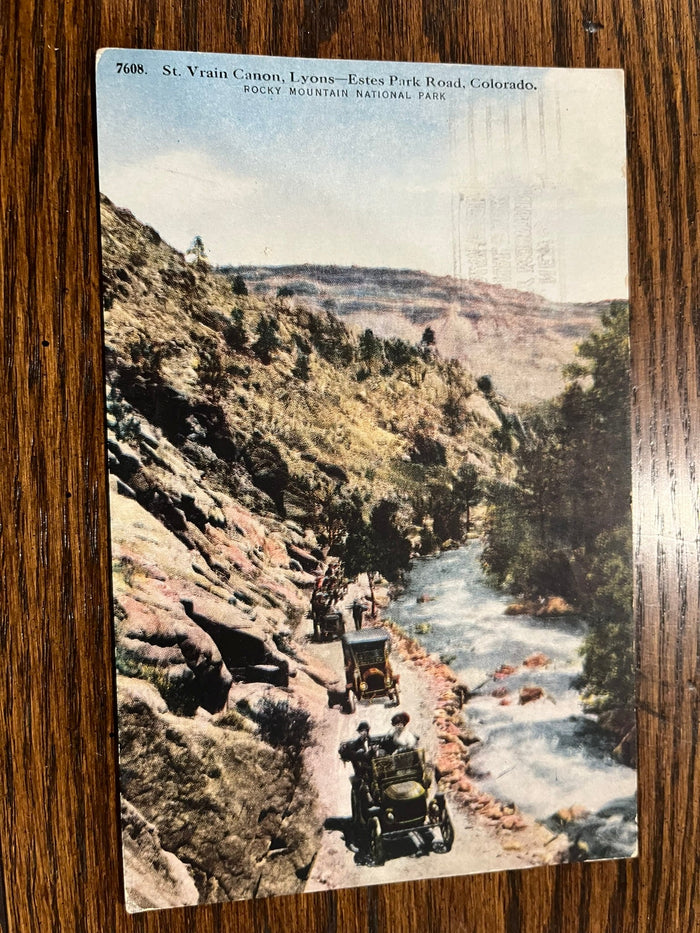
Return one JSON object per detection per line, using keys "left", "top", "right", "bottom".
{"left": 95, "top": 49, "right": 635, "bottom": 913}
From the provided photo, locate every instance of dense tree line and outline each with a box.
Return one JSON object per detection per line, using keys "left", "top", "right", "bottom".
{"left": 481, "top": 302, "right": 633, "bottom": 709}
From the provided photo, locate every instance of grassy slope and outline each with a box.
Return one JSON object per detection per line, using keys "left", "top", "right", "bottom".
{"left": 101, "top": 195, "right": 507, "bottom": 520}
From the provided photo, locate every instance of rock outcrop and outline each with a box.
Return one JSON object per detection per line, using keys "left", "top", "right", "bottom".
{"left": 117, "top": 677, "right": 321, "bottom": 905}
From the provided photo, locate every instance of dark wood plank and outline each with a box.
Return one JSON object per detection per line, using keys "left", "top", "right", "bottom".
{"left": 1, "top": 0, "right": 698, "bottom": 930}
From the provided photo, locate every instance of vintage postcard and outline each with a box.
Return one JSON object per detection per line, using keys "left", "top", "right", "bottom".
{"left": 95, "top": 50, "right": 634, "bottom": 912}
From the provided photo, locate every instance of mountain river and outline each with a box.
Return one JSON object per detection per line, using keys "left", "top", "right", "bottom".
{"left": 389, "top": 542, "right": 637, "bottom": 857}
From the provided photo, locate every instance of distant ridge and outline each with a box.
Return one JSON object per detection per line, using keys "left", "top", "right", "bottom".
{"left": 222, "top": 263, "right": 615, "bottom": 405}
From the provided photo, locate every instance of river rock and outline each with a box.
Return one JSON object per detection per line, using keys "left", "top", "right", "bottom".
{"left": 523, "top": 652, "right": 550, "bottom": 668}
{"left": 494, "top": 664, "right": 518, "bottom": 680}
{"left": 501, "top": 816, "right": 526, "bottom": 832}
{"left": 555, "top": 805, "right": 591, "bottom": 824}
{"left": 537, "top": 596, "right": 575, "bottom": 616}
{"left": 434, "top": 753, "right": 462, "bottom": 780}
{"left": 550, "top": 796, "right": 638, "bottom": 862}
{"left": 502, "top": 839, "right": 523, "bottom": 850}
{"left": 519, "top": 685, "right": 546, "bottom": 705}
{"left": 613, "top": 725, "right": 637, "bottom": 767}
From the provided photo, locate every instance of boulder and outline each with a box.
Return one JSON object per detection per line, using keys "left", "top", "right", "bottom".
{"left": 613, "top": 725, "right": 637, "bottom": 768}
{"left": 316, "top": 460, "right": 348, "bottom": 484}
{"left": 286, "top": 544, "right": 321, "bottom": 573}
{"left": 494, "top": 664, "right": 518, "bottom": 680}
{"left": 519, "top": 685, "right": 546, "bottom": 705}
{"left": 116, "top": 676, "right": 321, "bottom": 904}
{"left": 537, "top": 596, "right": 575, "bottom": 617}
{"left": 121, "top": 798, "right": 199, "bottom": 911}
{"left": 554, "top": 805, "right": 590, "bottom": 824}
{"left": 523, "top": 652, "right": 550, "bottom": 668}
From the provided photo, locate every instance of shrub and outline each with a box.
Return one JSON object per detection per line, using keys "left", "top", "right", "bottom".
{"left": 224, "top": 307, "right": 248, "bottom": 351}
{"left": 292, "top": 350, "right": 311, "bottom": 382}
{"left": 253, "top": 698, "right": 312, "bottom": 760}
{"left": 477, "top": 374, "right": 494, "bottom": 395}
{"left": 106, "top": 388, "right": 141, "bottom": 442}
{"left": 196, "top": 338, "right": 230, "bottom": 402}
{"left": 216, "top": 709, "right": 250, "bottom": 731}
{"left": 409, "top": 431, "right": 447, "bottom": 466}
{"left": 252, "top": 315, "right": 281, "bottom": 363}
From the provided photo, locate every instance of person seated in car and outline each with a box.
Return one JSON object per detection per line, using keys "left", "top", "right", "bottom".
{"left": 339, "top": 721, "right": 385, "bottom": 778}
{"left": 385, "top": 711, "right": 419, "bottom": 752}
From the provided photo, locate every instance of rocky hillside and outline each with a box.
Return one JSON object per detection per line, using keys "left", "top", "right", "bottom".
{"left": 100, "top": 194, "right": 521, "bottom": 908}
{"left": 221, "top": 263, "right": 609, "bottom": 404}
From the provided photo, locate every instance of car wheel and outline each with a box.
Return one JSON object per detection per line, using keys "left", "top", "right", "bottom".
{"left": 369, "top": 817, "right": 385, "bottom": 866}
{"left": 344, "top": 691, "right": 357, "bottom": 714}
{"left": 351, "top": 784, "right": 366, "bottom": 826}
{"left": 440, "top": 808, "right": 455, "bottom": 852}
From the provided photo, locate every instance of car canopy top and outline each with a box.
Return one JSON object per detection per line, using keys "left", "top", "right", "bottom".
{"left": 341, "top": 628, "right": 391, "bottom": 649}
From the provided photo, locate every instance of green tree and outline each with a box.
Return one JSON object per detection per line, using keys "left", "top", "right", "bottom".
{"left": 421, "top": 326, "right": 436, "bottom": 350}
{"left": 224, "top": 306, "right": 248, "bottom": 351}
{"left": 292, "top": 349, "right": 311, "bottom": 382}
{"left": 477, "top": 374, "right": 493, "bottom": 396}
{"left": 481, "top": 303, "right": 632, "bottom": 707}
{"left": 186, "top": 235, "right": 209, "bottom": 270}
{"left": 581, "top": 523, "right": 634, "bottom": 708}
{"left": 369, "top": 499, "right": 412, "bottom": 583}
{"left": 442, "top": 390, "right": 466, "bottom": 435}
{"left": 309, "top": 312, "right": 354, "bottom": 366}
{"left": 252, "top": 315, "right": 281, "bottom": 364}
{"left": 128, "top": 337, "right": 178, "bottom": 387}
{"left": 454, "top": 462, "right": 481, "bottom": 533}
{"left": 231, "top": 273, "right": 248, "bottom": 296}
{"left": 298, "top": 480, "right": 359, "bottom": 553}
{"left": 339, "top": 497, "right": 411, "bottom": 616}
{"left": 359, "top": 328, "right": 381, "bottom": 363}
{"left": 196, "top": 337, "right": 229, "bottom": 403}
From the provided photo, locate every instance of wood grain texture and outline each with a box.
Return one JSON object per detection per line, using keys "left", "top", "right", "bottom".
{"left": 1, "top": 0, "right": 698, "bottom": 930}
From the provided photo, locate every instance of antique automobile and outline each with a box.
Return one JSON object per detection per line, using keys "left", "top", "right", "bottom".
{"left": 341, "top": 744, "right": 454, "bottom": 865}
{"left": 340, "top": 629, "right": 399, "bottom": 713}
{"left": 310, "top": 583, "right": 347, "bottom": 641}
{"left": 314, "top": 609, "right": 346, "bottom": 641}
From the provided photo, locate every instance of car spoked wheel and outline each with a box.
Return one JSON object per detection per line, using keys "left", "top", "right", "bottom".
{"left": 368, "top": 816, "right": 385, "bottom": 866}
{"left": 351, "top": 784, "right": 367, "bottom": 826}
{"left": 440, "top": 807, "right": 454, "bottom": 852}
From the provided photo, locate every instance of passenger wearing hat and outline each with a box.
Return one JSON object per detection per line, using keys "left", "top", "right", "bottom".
{"left": 387, "top": 711, "right": 419, "bottom": 752}
{"left": 338, "top": 720, "right": 382, "bottom": 779}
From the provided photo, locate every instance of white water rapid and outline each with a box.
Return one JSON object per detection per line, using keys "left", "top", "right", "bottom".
{"left": 390, "top": 543, "right": 637, "bottom": 856}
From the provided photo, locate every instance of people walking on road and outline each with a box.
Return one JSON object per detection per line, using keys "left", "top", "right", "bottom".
{"left": 351, "top": 597, "right": 369, "bottom": 630}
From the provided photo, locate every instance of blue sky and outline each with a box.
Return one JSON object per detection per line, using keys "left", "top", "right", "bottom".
{"left": 96, "top": 51, "right": 628, "bottom": 303}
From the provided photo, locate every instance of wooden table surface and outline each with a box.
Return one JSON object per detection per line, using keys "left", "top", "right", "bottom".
{"left": 2, "top": 1, "right": 698, "bottom": 930}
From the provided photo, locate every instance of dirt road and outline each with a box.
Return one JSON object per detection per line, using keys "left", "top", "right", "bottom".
{"left": 301, "top": 625, "right": 549, "bottom": 894}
